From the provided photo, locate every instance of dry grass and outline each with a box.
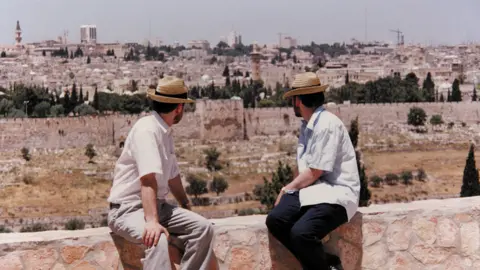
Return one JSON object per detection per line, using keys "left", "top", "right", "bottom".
{"left": 0, "top": 170, "right": 111, "bottom": 218}
{"left": 364, "top": 147, "right": 476, "bottom": 202}
{"left": 1, "top": 135, "right": 474, "bottom": 219}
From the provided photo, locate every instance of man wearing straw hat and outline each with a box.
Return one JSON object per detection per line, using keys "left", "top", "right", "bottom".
{"left": 107, "top": 76, "right": 218, "bottom": 270}
{"left": 266, "top": 72, "right": 360, "bottom": 270}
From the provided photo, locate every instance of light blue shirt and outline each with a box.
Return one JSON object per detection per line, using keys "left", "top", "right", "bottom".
{"left": 297, "top": 106, "right": 360, "bottom": 221}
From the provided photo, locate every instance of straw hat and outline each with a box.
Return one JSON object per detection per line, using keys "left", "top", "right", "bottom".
{"left": 147, "top": 76, "right": 194, "bottom": 104}
{"left": 283, "top": 72, "right": 329, "bottom": 99}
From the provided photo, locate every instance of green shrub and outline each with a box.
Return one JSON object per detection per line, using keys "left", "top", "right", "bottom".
{"left": 400, "top": 171, "right": 413, "bottom": 185}
{"left": 238, "top": 208, "right": 261, "bottom": 216}
{"left": 101, "top": 218, "right": 108, "bottom": 227}
{"left": 430, "top": 115, "right": 444, "bottom": 126}
{"left": 385, "top": 173, "right": 399, "bottom": 185}
{"left": 185, "top": 174, "right": 208, "bottom": 198}
{"left": 0, "top": 225, "right": 12, "bottom": 233}
{"left": 370, "top": 175, "right": 383, "bottom": 187}
{"left": 407, "top": 107, "right": 427, "bottom": 126}
{"left": 417, "top": 168, "right": 427, "bottom": 182}
{"left": 65, "top": 218, "right": 85, "bottom": 230}
{"left": 20, "top": 223, "right": 51, "bottom": 232}
{"left": 21, "top": 147, "right": 31, "bottom": 161}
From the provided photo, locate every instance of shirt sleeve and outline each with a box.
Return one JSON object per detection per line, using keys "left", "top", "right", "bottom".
{"left": 131, "top": 128, "right": 164, "bottom": 179}
{"left": 304, "top": 123, "right": 342, "bottom": 173}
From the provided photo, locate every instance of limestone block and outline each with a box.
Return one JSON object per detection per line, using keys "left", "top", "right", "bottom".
{"left": 0, "top": 253, "right": 23, "bottom": 270}
{"left": 21, "top": 247, "right": 58, "bottom": 270}
{"left": 409, "top": 243, "right": 452, "bottom": 265}
{"left": 362, "top": 241, "right": 389, "bottom": 269}
{"left": 362, "top": 221, "right": 387, "bottom": 247}
{"left": 386, "top": 217, "right": 412, "bottom": 251}
{"left": 436, "top": 218, "right": 459, "bottom": 247}
{"left": 110, "top": 232, "right": 181, "bottom": 270}
{"left": 413, "top": 217, "right": 437, "bottom": 245}
{"left": 387, "top": 252, "right": 420, "bottom": 270}
{"left": 60, "top": 245, "right": 90, "bottom": 264}
{"left": 460, "top": 222, "right": 480, "bottom": 256}
{"left": 336, "top": 238, "right": 361, "bottom": 270}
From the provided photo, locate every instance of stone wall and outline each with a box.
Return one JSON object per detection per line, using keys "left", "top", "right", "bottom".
{"left": 2, "top": 197, "right": 480, "bottom": 269}
{"left": 1, "top": 101, "right": 479, "bottom": 150}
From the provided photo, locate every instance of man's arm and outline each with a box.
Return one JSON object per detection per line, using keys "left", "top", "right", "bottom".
{"left": 285, "top": 168, "right": 323, "bottom": 191}
{"left": 168, "top": 174, "right": 191, "bottom": 209}
{"left": 140, "top": 173, "right": 169, "bottom": 247}
{"left": 141, "top": 174, "right": 160, "bottom": 223}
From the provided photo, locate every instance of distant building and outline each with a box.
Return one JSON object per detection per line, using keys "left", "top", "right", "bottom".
{"left": 15, "top": 21, "right": 22, "bottom": 49}
{"left": 80, "top": 25, "right": 97, "bottom": 44}
{"left": 227, "top": 31, "right": 242, "bottom": 47}
{"left": 187, "top": 40, "right": 210, "bottom": 50}
{"left": 280, "top": 36, "right": 297, "bottom": 49}
{"left": 179, "top": 49, "right": 209, "bottom": 59}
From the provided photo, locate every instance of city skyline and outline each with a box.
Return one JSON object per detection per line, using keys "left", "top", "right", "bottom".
{"left": 1, "top": 0, "right": 480, "bottom": 46}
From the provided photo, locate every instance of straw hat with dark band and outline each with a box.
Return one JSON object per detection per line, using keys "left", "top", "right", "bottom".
{"left": 283, "top": 72, "right": 329, "bottom": 99}
{"left": 147, "top": 76, "right": 194, "bottom": 104}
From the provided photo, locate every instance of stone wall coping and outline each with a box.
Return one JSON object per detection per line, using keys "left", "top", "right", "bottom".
{"left": 0, "top": 215, "right": 268, "bottom": 245}
{"left": 361, "top": 196, "right": 480, "bottom": 214}
{"left": 2, "top": 196, "right": 480, "bottom": 245}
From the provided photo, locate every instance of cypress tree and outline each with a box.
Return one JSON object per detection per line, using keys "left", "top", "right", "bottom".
{"left": 348, "top": 117, "right": 370, "bottom": 206}
{"left": 472, "top": 86, "right": 477, "bottom": 102}
{"left": 63, "top": 91, "right": 70, "bottom": 113}
{"left": 451, "top": 79, "right": 462, "bottom": 102}
{"left": 422, "top": 72, "right": 435, "bottom": 102}
{"left": 70, "top": 83, "right": 78, "bottom": 110}
{"left": 460, "top": 144, "right": 480, "bottom": 197}
{"left": 79, "top": 85, "right": 84, "bottom": 104}
{"left": 357, "top": 152, "right": 370, "bottom": 207}
{"left": 93, "top": 86, "right": 99, "bottom": 110}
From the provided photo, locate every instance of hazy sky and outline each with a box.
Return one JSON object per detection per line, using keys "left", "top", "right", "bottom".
{"left": 1, "top": 0, "right": 479, "bottom": 46}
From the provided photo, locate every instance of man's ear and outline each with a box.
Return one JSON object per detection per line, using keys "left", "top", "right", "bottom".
{"left": 176, "top": 104, "right": 184, "bottom": 113}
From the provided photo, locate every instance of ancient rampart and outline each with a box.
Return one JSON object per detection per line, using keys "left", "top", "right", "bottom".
{"left": 2, "top": 197, "right": 480, "bottom": 269}
{"left": 1, "top": 101, "right": 479, "bottom": 150}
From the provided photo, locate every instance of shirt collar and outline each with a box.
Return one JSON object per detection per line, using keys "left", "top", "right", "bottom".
{"left": 152, "top": 111, "right": 172, "bottom": 135}
{"left": 303, "top": 106, "right": 325, "bottom": 131}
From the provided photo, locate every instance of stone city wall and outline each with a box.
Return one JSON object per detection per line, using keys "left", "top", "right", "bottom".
{"left": 2, "top": 197, "right": 480, "bottom": 269}
{"left": 1, "top": 101, "right": 479, "bottom": 150}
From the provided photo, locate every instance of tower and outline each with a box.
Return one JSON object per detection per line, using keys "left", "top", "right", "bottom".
{"left": 250, "top": 42, "right": 262, "bottom": 82}
{"left": 15, "top": 20, "right": 22, "bottom": 48}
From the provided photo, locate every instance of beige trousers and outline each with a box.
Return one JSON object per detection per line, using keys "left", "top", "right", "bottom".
{"left": 108, "top": 200, "right": 215, "bottom": 270}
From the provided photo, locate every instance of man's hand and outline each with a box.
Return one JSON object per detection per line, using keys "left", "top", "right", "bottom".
{"left": 142, "top": 220, "right": 170, "bottom": 248}
{"left": 274, "top": 189, "right": 285, "bottom": 207}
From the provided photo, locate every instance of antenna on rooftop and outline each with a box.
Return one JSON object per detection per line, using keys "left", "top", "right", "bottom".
{"left": 364, "top": 6, "right": 368, "bottom": 43}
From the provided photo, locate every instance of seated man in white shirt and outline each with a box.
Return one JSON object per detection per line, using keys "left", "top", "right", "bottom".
{"left": 266, "top": 72, "right": 360, "bottom": 270}
{"left": 107, "top": 77, "right": 219, "bottom": 270}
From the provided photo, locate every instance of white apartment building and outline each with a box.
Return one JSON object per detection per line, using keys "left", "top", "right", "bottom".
{"left": 80, "top": 25, "right": 97, "bottom": 44}
{"left": 227, "top": 31, "right": 242, "bottom": 47}
{"left": 188, "top": 40, "right": 210, "bottom": 50}
{"left": 280, "top": 36, "right": 297, "bottom": 49}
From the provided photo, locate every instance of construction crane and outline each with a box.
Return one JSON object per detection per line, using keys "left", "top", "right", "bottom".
{"left": 390, "top": 29, "right": 404, "bottom": 46}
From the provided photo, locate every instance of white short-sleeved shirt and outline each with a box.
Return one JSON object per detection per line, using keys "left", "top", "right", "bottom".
{"left": 107, "top": 112, "right": 179, "bottom": 203}
{"left": 297, "top": 107, "right": 360, "bottom": 221}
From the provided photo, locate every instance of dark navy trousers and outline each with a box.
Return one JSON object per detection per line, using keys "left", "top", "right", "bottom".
{"left": 266, "top": 191, "right": 347, "bottom": 270}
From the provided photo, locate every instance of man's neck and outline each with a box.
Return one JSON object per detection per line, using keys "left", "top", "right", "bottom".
{"left": 302, "top": 106, "right": 322, "bottom": 123}
{"left": 158, "top": 113, "right": 174, "bottom": 127}
{"left": 302, "top": 109, "right": 315, "bottom": 123}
